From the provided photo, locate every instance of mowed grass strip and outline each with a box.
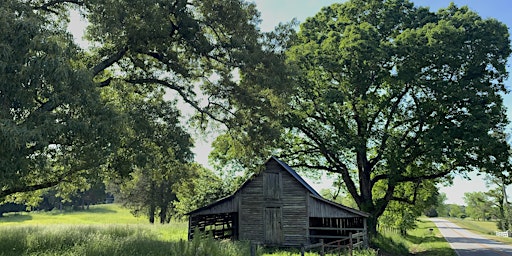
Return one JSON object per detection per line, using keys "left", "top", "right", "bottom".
{"left": 446, "top": 218, "right": 512, "bottom": 245}
{"left": 374, "top": 218, "right": 456, "bottom": 256}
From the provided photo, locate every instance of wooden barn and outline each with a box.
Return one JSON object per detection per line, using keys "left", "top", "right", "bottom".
{"left": 187, "top": 156, "right": 369, "bottom": 247}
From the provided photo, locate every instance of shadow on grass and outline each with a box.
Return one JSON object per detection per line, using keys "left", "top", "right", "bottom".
{"left": 413, "top": 247, "right": 455, "bottom": 256}
{"left": 0, "top": 214, "right": 32, "bottom": 223}
{"left": 43, "top": 206, "right": 118, "bottom": 215}
{"left": 403, "top": 233, "right": 446, "bottom": 245}
{"left": 371, "top": 233, "right": 410, "bottom": 256}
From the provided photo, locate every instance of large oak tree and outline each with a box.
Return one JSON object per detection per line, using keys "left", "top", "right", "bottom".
{"left": 1, "top": 0, "right": 272, "bottom": 200}
{"left": 212, "top": 0, "right": 511, "bottom": 234}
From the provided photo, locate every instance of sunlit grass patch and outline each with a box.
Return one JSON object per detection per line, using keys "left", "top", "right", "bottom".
{"left": 375, "top": 218, "right": 456, "bottom": 256}
{"left": 0, "top": 204, "right": 147, "bottom": 226}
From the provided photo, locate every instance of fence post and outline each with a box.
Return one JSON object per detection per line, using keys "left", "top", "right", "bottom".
{"left": 300, "top": 244, "right": 305, "bottom": 256}
{"left": 349, "top": 233, "right": 353, "bottom": 256}
{"left": 320, "top": 239, "right": 325, "bottom": 256}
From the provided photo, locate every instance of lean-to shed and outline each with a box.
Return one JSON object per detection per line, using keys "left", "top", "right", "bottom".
{"left": 187, "top": 156, "right": 369, "bottom": 247}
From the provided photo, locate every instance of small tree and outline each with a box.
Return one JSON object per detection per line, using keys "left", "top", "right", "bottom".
{"left": 448, "top": 204, "right": 465, "bottom": 218}
{"left": 464, "top": 192, "right": 493, "bottom": 221}
{"left": 173, "top": 164, "right": 233, "bottom": 217}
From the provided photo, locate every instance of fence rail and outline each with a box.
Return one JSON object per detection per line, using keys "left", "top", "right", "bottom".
{"left": 496, "top": 230, "right": 512, "bottom": 237}
{"left": 300, "top": 231, "right": 366, "bottom": 256}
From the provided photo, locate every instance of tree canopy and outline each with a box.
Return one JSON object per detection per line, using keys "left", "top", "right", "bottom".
{"left": 1, "top": 0, "right": 270, "bottom": 202}
{"left": 211, "top": 0, "right": 512, "bottom": 234}
{"left": 0, "top": 0, "right": 118, "bottom": 198}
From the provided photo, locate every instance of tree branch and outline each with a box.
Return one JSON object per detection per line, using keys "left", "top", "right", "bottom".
{"left": 368, "top": 84, "right": 411, "bottom": 169}
{"left": 92, "top": 47, "right": 128, "bottom": 76}
{"left": 397, "top": 170, "right": 452, "bottom": 183}
{"left": 296, "top": 123, "right": 362, "bottom": 205}
{"left": 391, "top": 180, "right": 421, "bottom": 205}
{"left": 288, "top": 163, "right": 332, "bottom": 172}
{"left": 34, "top": 0, "right": 84, "bottom": 14}
{"left": 125, "top": 78, "right": 227, "bottom": 124}
{"left": 0, "top": 180, "right": 60, "bottom": 199}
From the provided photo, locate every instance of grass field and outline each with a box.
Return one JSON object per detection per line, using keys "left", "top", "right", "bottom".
{"left": 0, "top": 204, "right": 376, "bottom": 256}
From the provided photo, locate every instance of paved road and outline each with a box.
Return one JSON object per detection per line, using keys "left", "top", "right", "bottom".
{"left": 431, "top": 218, "right": 512, "bottom": 256}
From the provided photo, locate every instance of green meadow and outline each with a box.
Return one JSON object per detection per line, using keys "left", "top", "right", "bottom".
{"left": 0, "top": 204, "right": 377, "bottom": 256}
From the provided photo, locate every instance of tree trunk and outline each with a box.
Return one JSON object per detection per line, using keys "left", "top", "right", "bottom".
{"left": 149, "top": 203, "right": 156, "bottom": 224}
{"left": 367, "top": 214, "right": 378, "bottom": 238}
{"left": 159, "top": 207, "right": 167, "bottom": 224}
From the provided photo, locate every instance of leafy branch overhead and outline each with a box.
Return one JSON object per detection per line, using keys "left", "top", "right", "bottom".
{"left": 0, "top": 0, "right": 272, "bottom": 200}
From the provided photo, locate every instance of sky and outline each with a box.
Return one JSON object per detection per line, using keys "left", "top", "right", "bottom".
{"left": 67, "top": 0, "right": 512, "bottom": 205}
{"left": 251, "top": 0, "right": 512, "bottom": 205}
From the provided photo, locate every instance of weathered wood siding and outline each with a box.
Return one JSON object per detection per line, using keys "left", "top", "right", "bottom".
{"left": 266, "top": 160, "right": 308, "bottom": 246}
{"left": 238, "top": 174, "right": 265, "bottom": 242}
{"left": 191, "top": 195, "right": 239, "bottom": 216}
{"left": 238, "top": 160, "right": 309, "bottom": 246}
{"left": 308, "top": 196, "right": 361, "bottom": 218}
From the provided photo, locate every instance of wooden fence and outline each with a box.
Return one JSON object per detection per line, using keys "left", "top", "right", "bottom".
{"left": 300, "top": 231, "right": 366, "bottom": 256}
{"left": 496, "top": 230, "right": 512, "bottom": 237}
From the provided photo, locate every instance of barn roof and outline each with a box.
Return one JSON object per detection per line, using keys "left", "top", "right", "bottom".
{"left": 187, "top": 156, "right": 367, "bottom": 217}
{"left": 270, "top": 156, "right": 322, "bottom": 197}
{"left": 309, "top": 194, "right": 370, "bottom": 218}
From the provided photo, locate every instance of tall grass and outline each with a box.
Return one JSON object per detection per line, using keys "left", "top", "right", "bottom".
{"left": 0, "top": 225, "right": 251, "bottom": 256}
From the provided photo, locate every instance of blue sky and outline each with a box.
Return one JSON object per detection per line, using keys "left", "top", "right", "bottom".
{"left": 252, "top": 0, "right": 512, "bottom": 204}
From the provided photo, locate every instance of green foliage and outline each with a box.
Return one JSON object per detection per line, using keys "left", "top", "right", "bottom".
{"left": 485, "top": 175, "right": 512, "bottom": 231}
{"left": 173, "top": 164, "right": 232, "bottom": 217}
{"left": 447, "top": 204, "right": 466, "bottom": 218}
{"left": 464, "top": 191, "right": 493, "bottom": 221}
{"left": 434, "top": 193, "right": 449, "bottom": 217}
{"left": 0, "top": 0, "right": 119, "bottom": 199}
{"left": 211, "top": 0, "right": 512, "bottom": 236}
{"left": 378, "top": 180, "right": 439, "bottom": 234}
{"left": 2, "top": 0, "right": 272, "bottom": 205}
{"left": 376, "top": 218, "right": 456, "bottom": 256}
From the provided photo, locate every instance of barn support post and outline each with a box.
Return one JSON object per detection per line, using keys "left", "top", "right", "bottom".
{"left": 363, "top": 218, "right": 369, "bottom": 248}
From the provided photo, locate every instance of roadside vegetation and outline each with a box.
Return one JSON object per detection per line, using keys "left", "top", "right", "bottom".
{"left": 374, "top": 218, "right": 456, "bottom": 256}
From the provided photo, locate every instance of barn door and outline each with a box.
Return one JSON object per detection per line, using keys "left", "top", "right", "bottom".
{"left": 264, "top": 207, "right": 282, "bottom": 244}
{"left": 263, "top": 172, "right": 281, "bottom": 200}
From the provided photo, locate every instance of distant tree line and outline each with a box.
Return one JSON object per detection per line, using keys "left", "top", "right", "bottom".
{"left": 428, "top": 176, "right": 512, "bottom": 232}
